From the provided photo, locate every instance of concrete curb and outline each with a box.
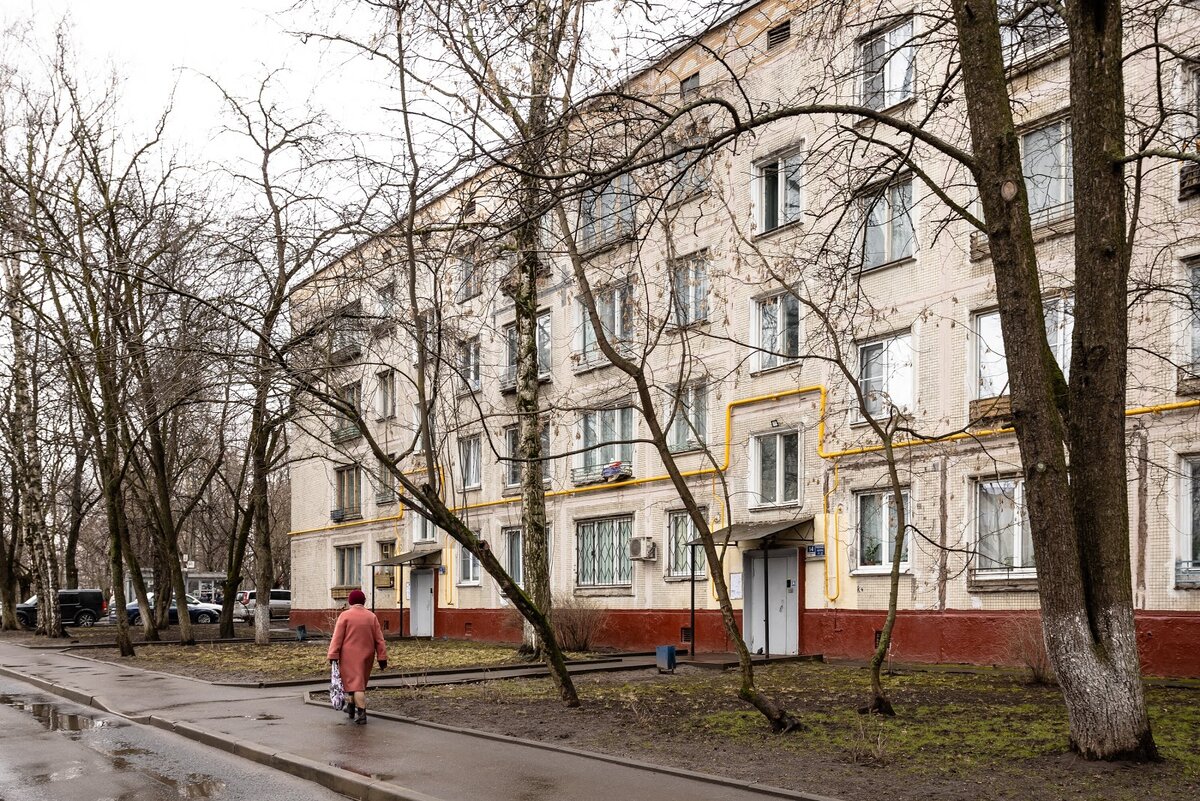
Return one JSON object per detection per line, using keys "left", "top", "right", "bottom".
{"left": 302, "top": 696, "right": 842, "bottom": 801}
{"left": 0, "top": 663, "right": 443, "bottom": 801}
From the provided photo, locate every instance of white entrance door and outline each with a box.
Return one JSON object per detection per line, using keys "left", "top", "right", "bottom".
{"left": 411, "top": 570, "right": 434, "bottom": 637}
{"left": 744, "top": 549, "right": 799, "bottom": 656}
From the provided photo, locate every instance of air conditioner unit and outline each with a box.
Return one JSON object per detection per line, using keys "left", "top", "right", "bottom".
{"left": 628, "top": 537, "right": 657, "bottom": 561}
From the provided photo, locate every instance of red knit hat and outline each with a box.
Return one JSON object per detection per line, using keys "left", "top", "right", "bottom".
{"left": 347, "top": 589, "right": 366, "bottom": 606}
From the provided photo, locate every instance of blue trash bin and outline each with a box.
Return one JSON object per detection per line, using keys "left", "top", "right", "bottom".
{"left": 656, "top": 644, "right": 677, "bottom": 673}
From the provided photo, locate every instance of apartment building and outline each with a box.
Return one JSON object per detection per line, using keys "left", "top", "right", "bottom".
{"left": 289, "top": 0, "right": 1200, "bottom": 676}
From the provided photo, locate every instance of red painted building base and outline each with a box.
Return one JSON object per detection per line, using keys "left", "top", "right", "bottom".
{"left": 289, "top": 606, "right": 1200, "bottom": 677}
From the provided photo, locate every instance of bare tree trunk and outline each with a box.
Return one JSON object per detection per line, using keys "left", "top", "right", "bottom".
{"left": 0, "top": 473, "right": 22, "bottom": 630}
{"left": 220, "top": 505, "right": 253, "bottom": 638}
{"left": 866, "top": 439, "right": 905, "bottom": 716}
{"left": 950, "top": 0, "right": 1155, "bottom": 760}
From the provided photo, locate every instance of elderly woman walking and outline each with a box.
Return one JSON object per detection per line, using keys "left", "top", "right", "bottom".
{"left": 328, "top": 589, "right": 388, "bottom": 725}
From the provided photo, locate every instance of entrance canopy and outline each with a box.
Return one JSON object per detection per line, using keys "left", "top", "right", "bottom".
{"left": 689, "top": 517, "right": 814, "bottom": 547}
{"left": 369, "top": 544, "right": 442, "bottom": 567}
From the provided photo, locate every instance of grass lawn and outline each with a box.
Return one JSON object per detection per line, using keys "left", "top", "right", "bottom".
{"left": 367, "top": 661, "right": 1199, "bottom": 801}
{"left": 0, "top": 623, "right": 259, "bottom": 647}
{"left": 95, "top": 638, "right": 529, "bottom": 682}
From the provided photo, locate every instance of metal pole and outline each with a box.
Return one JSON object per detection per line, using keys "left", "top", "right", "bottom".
{"left": 763, "top": 547, "right": 770, "bottom": 660}
{"left": 398, "top": 565, "right": 405, "bottom": 637}
{"left": 689, "top": 543, "right": 696, "bottom": 657}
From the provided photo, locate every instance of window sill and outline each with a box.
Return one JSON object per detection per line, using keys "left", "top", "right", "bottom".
{"left": 457, "top": 385, "right": 481, "bottom": 398}
{"left": 456, "top": 581, "right": 481, "bottom": 588}
{"left": 462, "top": 485, "right": 482, "bottom": 493}
{"left": 668, "top": 443, "right": 708, "bottom": 456}
{"left": 579, "top": 233, "right": 634, "bottom": 260}
{"left": 853, "top": 96, "right": 915, "bottom": 126}
{"left": 667, "top": 319, "right": 710, "bottom": 335}
{"left": 748, "top": 360, "right": 801, "bottom": 378}
{"left": 859, "top": 254, "right": 916, "bottom": 275}
{"left": 850, "top": 566, "right": 911, "bottom": 577}
{"left": 1004, "top": 40, "right": 1070, "bottom": 80}
{"left": 752, "top": 218, "right": 803, "bottom": 241}
{"left": 664, "top": 573, "right": 707, "bottom": 583}
{"left": 574, "top": 585, "right": 634, "bottom": 597}
{"left": 967, "top": 568, "right": 1039, "bottom": 593}
{"left": 1176, "top": 368, "right": 1200, "bottom": 397}
{"left": 747, "top": 501, "right": 801, "bottom": 512}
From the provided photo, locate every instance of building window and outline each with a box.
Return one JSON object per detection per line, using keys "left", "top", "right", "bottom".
{"left": 765, "top": 20, "right": 791, "bottom": 50}
{"left": 378, "top": 540, "right": 396, "bottom": 577}
{"left": 376, "top": 370, "right": 395, "bottom": 420}
{"left": 377, "top": 283, "right": 396, "bottom": 320}
{"left": 1022, "top": 120, "right": 1073, "bottom": 225}
{"left": 576, "top": 515, "right": 633, "bottom": 587}
{"left": 1189, "top": 263, "right": 1200, "bottom": 372}
{"left": 667, "top": 510, "right": 707, "bottom": 577}
{"left": 335, "top": 544, "right": 362, "bottom": 587}
{"left": 503, "top": 311, "right": 552, "bottom": 387}
{"left": 504, "top": 527, "right": 524, "bottom": 586}
{"left": 575, "top": 406, "right": 635, "bottom": 483}
{"left": 334, "top": 466, "right": 362, "bottom": 520}
{"left": 332, "top": 382, "right": 362, "bottom": 441}
{"left": 862, "top": 177, "right": 915, "bottom": 269}
{"left": 457, "top": 541, "right": 482, "bottom": 585}
{"left": 670, "top": 255, "right": 708, "bottom": 326}
{"left": 376, "top": 454, "right": 398, "bottom": 504}
{"left": 755, "top": 292, "right": 801, "bottom": 370}
{"left": 576, "top": 285, "right": 634, "bottom": 365}
{"left": 858, "top": 334, "right": 914, "bottom": 418}
{"left": 413, "top": 514, "right": 437, "bottom": 543}
{"left": 974, "top": 297, "right": 1073, "bottom": 399}
{"left": 751, "top": 431, "right": 800, "bottom": 507}
{"left": 858, "top": 491, "right": 909, "bottom": 570}
{"left": 459, "top": 434, "right": 482, "bottom": 490}
{"left": 679, "top": 72, "right": 700, "bottom": 99}
{"left": 666, "top": 382, "right": 707, "bottom": 452}
{"left": 861, "top": 19, "right": 914, "bottom": 110}
{"left": 579, "top": 175, "right": 634, "bottom": 250}
{"left": 1180, "top": 460, "right": 1200, "bottom": 584}
{"left": 460, "top": 336, "right": 481, "bottom": 392}
{"left": 976, "top": 478, "right": 1034, "bottom": 573}
{"left": 998, "top": 0, "right": 1066, "bottom": 64}
{"left": 756, "top": 150, "right": 803, "bottom": 232}
{"left": 504, "top": 424, "right": 552, "bottom": 488}
{"left": 457, "top": 252, "right": 482, "bottom": 301}
{"left": 670, "top": 138, "right": 709, "bottom": 202}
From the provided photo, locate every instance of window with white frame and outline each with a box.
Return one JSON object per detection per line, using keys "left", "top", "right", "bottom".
{"left": 974, "top": 297, "right": 1073, "bottom": 399}
{"left": 579, "top": 175, "right": 635, "bottom": 250}
{"left": 576, "top": 406, "right": 635, "bottom": 482}
{"left": 756, "top": 150, "right": 803, "bottom": 232}
{"left": 998, "top": 0, "right": 1067, "bottom": 64}
{"left": 413, "top": 514, "right": 438, "bottom": 543}
{"left": 577, "top": 285, "right": 634, "bottom": 362}
{"left": 576, "top": 515, "right": 633, "bottom": 586}
{"left": 667, "top": 510, "right": 707, "bottom": 577}
{"left": 503, "top": 312, "right": 552, "bottom": 384}
{"left": 1180, "top": 460, "right": 1200, "bottom": 579}
{"left": 679, "top": 72, "right": 700, "bottom": 99}
{"left": 334, "top": 466, "right": 362, "bottom": 519}
{"left": 378, "top": 540, "right": 396, "bottom": 577}
{"left": 862, "top": 177, "right": 915, "bottom": 269}
{"left": 377, "top": 283, "right": 396, "bottom": 320}
{"left": 376, "top": 454, "right": 397, "bottom": 504}
{"left": 755, "top": 292, "right": 801, "bottom": 370}
{"left": 460, "top": 336, "right": 481, "bottom": 392}
{"left": 666, "top": 382, "right": 707, "bottom": 452}
{"left": 504, "top": 424, "right": 552, "bottom": 487}
{"left": 1189, "top": 262, "right": 1200, "bottom": 371}
{"left": 457, "top": 541, "right": 481, "bottom": 585}
{"left": 858, "top": 490, "right": 909, "bottom": 570}
{"left": 1022, "top": 120, "right": 1073, "bottom": 224}
{"left": 975, "top": 478, "right": 1034, "bottom": 572}
{"left": 751, "top": 430, "right": 801, "bottom": 507}
{"left": 335, "top": 544, "right": 362, "bottom": 587}
{"left": 334, "top": 382, "right": 361, "bottom": 436}
{"left": 670, "top": 255, "right": 708, "bottom": 325}
{"left": 858, "top": 334, "right": 914, "bottom": 418}
{"left": 376, "top": 370, "right": 395, "bottom": 420}
{"left": 459, "top": 434, "right": 482, "bottom": 490}
{"left": 861, "top": 19, "right": 914, "bottom": 111}
{"left": 457, "top": 252, "right": 482, "bottom": 301}
{"left": 503, "top": 527, "right": 524, "bottom": 586}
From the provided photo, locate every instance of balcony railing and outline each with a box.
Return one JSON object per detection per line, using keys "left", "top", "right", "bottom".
{"left": 1180, "top": 162, "right": 1200, "bottom": 202}
{"left": 375, "top": 488, "right": 398, "bottom": 505}
{"left": 331, "top": 423, "right": 361, "bottom": 444}
{"left": 1176, "top": 560, "right": 1200, "bottom": 589}
{"left": 330, "top": 505, "right": 362, "bottom": 522}
{"left": 500, "top": 364, "right": 552, "bottom": 392}
{"left": 571, "top": 460, "right": 633, "bottom": 486}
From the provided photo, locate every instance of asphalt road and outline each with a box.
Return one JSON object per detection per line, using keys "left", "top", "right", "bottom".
{"left": 0, "top": 676, "right": 347, "bottom": 801}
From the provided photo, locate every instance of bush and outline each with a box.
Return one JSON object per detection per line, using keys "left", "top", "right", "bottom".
{"left": 1007, "top": 616, "right": 1056, "bottom": 686}
{"left": 551, "top": 592, "right": 608, "bottom": 652}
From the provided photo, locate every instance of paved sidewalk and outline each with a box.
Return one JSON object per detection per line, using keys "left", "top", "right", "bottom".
{"left": 0, "top": 642, "right": 834, "bottom": 801}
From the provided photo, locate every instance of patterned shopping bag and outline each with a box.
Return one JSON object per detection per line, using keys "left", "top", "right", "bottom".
{"left": 330, "top": 661, "right": 346, "bottom": 711}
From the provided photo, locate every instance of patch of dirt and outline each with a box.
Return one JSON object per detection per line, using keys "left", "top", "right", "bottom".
{"left": 364, "top": 662, "right": 1199, "bottom": 801}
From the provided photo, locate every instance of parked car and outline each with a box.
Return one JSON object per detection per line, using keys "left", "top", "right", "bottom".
{"left": 238, "top": 589, "right": 291, "bottom": 621}
{"left": 15, "top": 589, "right": 107, "bottom": 628}
{"left": 122, "top": 593, "right": 222, "bottom": 625}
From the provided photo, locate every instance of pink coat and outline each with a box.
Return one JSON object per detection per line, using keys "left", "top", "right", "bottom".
{"left": 327, "top": 605, "right": 387, "bottom": 692}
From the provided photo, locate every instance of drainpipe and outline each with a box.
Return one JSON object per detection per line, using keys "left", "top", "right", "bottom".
{"left": 689, "top": 543, "right": 696, "bottom": 657}
{"left": 763, "top": 546, "right": 770, "bottom": 660}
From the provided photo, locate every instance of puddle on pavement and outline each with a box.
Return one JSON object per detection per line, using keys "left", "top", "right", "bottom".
{"left": 0, "top": 694, "right": 114, "bottom": 731}
{"left": 251, "top": 713, "right": 280, "bottom": 720}
{"left": 110, "top": 762, "right": 226, "bottom": 799}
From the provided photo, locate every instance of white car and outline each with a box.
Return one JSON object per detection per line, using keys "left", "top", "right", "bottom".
{"left": 182, "top": 593, "right": 223, "bottom": 624}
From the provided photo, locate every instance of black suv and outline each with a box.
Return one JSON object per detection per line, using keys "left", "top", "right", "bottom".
{"left": 16, "top": 589, "right": 107, "bottom": 628}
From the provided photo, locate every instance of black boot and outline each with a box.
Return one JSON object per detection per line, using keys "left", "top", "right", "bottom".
{"left": 355, "top": 707, "right": 367, "bottom": 725}
{"left": 346, "top": 700, "right": 356, "bottom": 718}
